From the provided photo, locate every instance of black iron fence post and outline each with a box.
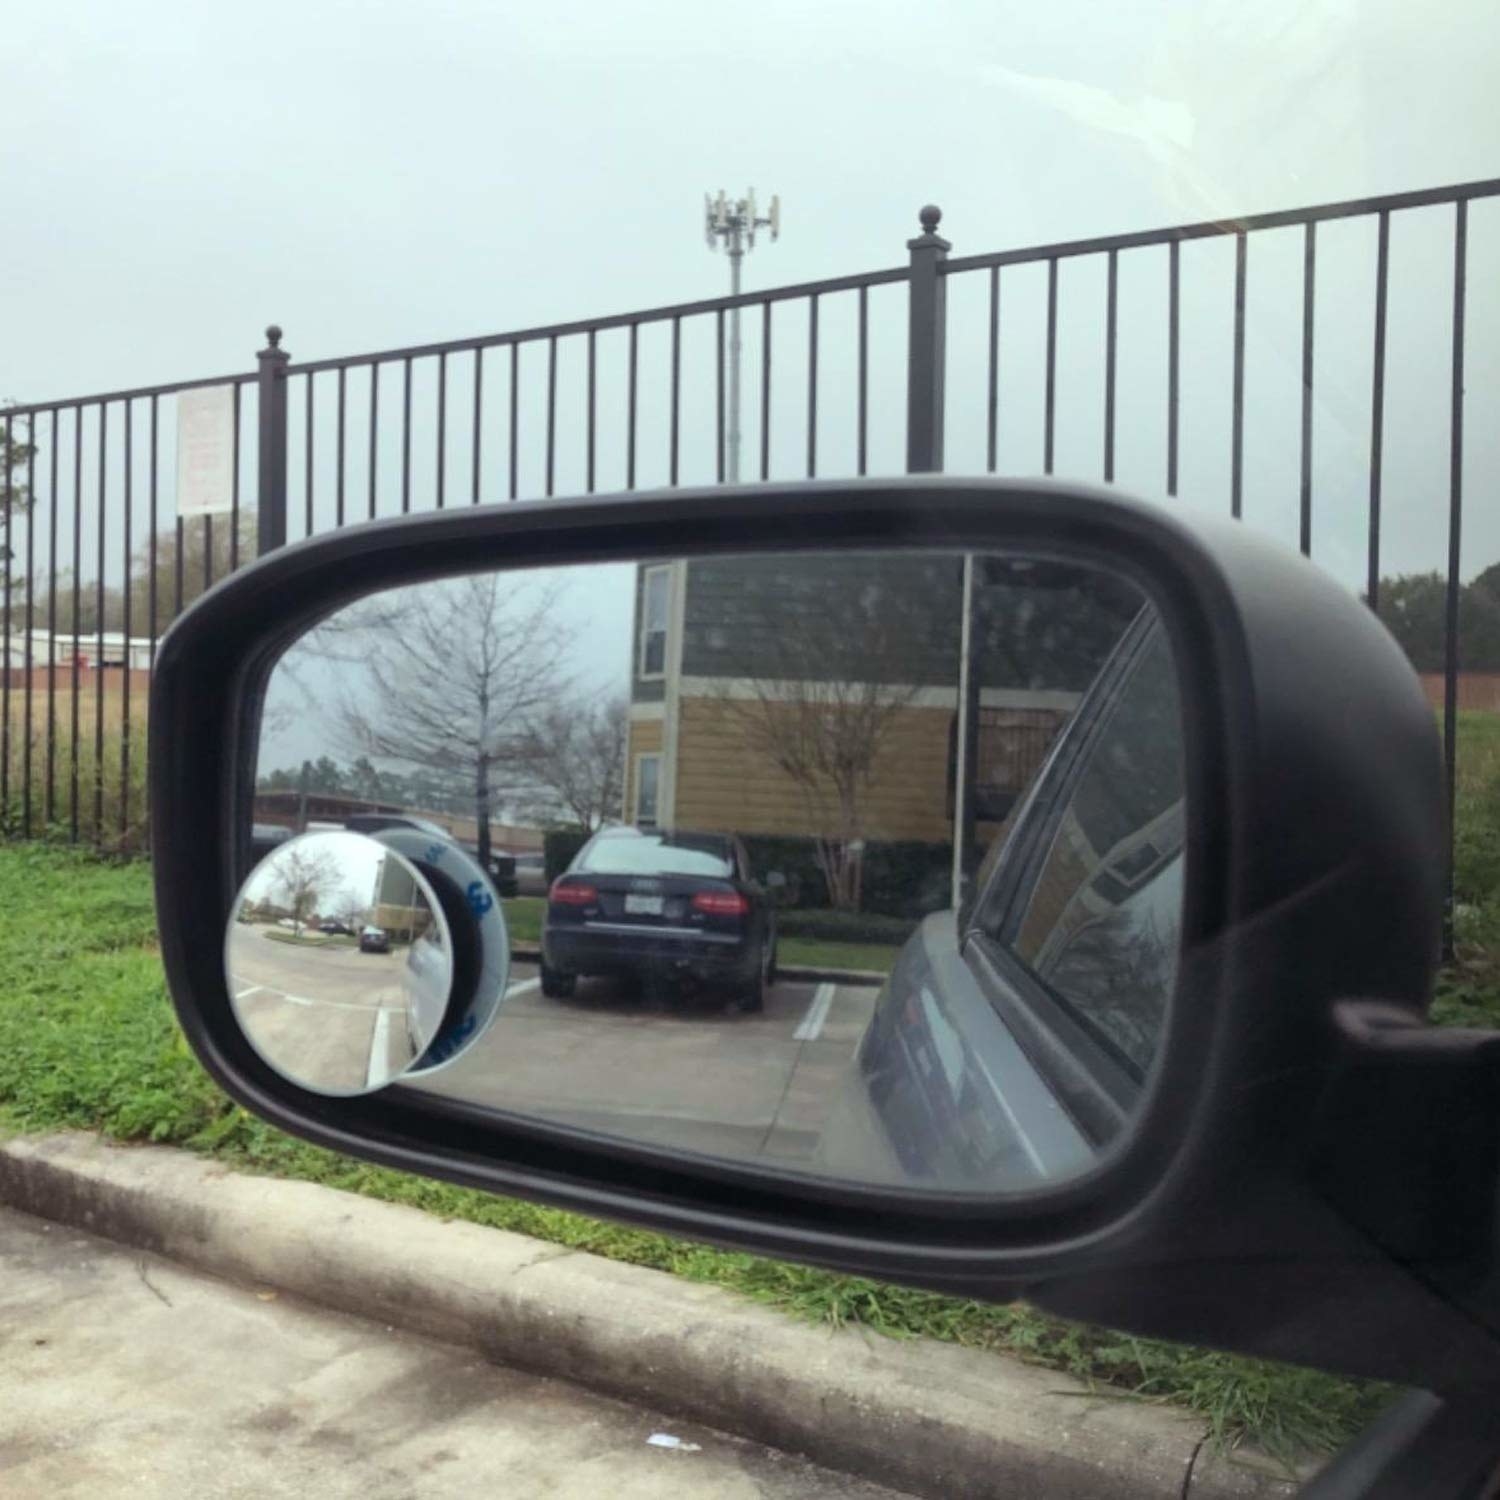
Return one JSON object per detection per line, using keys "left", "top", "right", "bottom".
{"left": 906, "top": 205, "right": 950, "bottom": 473}
{"left": 257, "top": 325, "right": 290, "bottom": 557}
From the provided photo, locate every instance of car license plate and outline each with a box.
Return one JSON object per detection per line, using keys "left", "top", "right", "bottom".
{"left": 625, "top": 894, "right": 664, "bottom": 916}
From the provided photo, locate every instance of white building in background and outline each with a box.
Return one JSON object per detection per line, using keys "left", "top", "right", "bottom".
{"left": 3, "top": 628, "right": 154, "bottom": 672}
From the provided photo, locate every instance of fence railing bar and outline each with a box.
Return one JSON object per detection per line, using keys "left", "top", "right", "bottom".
{"left": 229, "top": 384, "right": 241, "bottom": 571}
{"left": 1300, "top": 223, "right": 1316, "bottom": 556}
{"left": 1367, "top": 211, "right": 1390, "bottom": 610}
{"left": 669, "top": 318, "right": 681, "bottom": 487}
{"left": 1, "top": 371, "right": 256, "bottom": 423}
{"left": 1443, "top": 199, "right": 1468, "bottom": 951}
{"left": 1167, "top": 241, "right": 1180, "bottom": 496}
{"left": 93, "top": 401, "right": 106, "bottom": 845}
{"left": 280, "top": 267, "right": 910, "bottom": 380}
{"left": 546, "top": 336, "right": 559, "bottom": 498}
{"left": 144, "top": 399, "right": 156, "bottom": 830}
{"left": 941, "top": 176, "right": 1500, "bottom": 277}
{"left": 857, "top": 286, "right": 868, "bottom": 477}
{"left": 760, "top": 301, "right": 772, "bottom": 482}
{"left": 46, "top": 409, "right": 60, "bottom": 826}
{"left": 1, "top": 411, "right": 11, "bottom": 822}
{"left": 984, "top": 268, "right": 1001, "bottom": 473}
{"left": 71, "top": 407, "right": 82, "bottom": 842}
{"left": 807, "top": 296, "right": 819, "bottom": 479}
{"left": 1044, "top": 258, "right": 1058, "bottom": 475}
{"left": 203, "top": 514, "right": 213, "bottom": 593}
{"left": 587, "top": 331, "right": 598, "bottom": 494}
{"left": 305, "top": 372, "right": 315, "bottom": 536}
{"left": 368, "top": 364, "right": 380, "bottom": 520}
{"left": 120, "top": 399, "right": 132, "bottom": 844}
{"left": 401, "top": 356, "right": 413, "bottom": 515}
{"left": 509, "top": 343, "right": 520, "bottom": 501}
{"left": 436, "top": 351, "right": 447, "bottom": 510}
{"left": 336, "top": 367, "right": 347, "bottom": 526}
{"left": 471, "top": 348, "right": 484, "bottom": 505}
{"left": 21, "top": 413, "right": 36, "bottom": 835}
{"left": 626, "top": 325, "right": 638, "bottom": 491}
{"left": 1103, "top": 252, "right": 1116, "bottom": 483}
{"left": 22, "top": 412, "right": 35, "bottom": 836}
{"left": 715, "top": 311, "right": 725, "bottom": 485}
{"left": 1231, "top": 234, "right": 1246, "bottom": 519}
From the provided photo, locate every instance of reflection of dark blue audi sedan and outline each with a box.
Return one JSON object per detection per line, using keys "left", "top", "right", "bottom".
{"left": 820, "top": 606, "right": 1185, "bottom": 1192}
{"left": 541, "top": 828, "right": 778, "bottom": 1012}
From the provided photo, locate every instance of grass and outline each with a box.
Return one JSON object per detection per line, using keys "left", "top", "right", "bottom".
{"left": 779, "top": 937, "right": 898, "bottom": 974}
{"left": 260, "top": 928, "right": 357, "bottom": 949}
{"left": 501, "top": 896, "right": 544, "bottom": 943}
{"left": 502, "top": 895, "right": 899, "bottom": 975}
{"left": 0, "top": 841, "right": 1395, "bottom": 1468}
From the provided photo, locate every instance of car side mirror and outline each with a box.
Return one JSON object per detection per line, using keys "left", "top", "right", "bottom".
{"left": 150, "top": 477, "right": 1500, "bottom": 1400}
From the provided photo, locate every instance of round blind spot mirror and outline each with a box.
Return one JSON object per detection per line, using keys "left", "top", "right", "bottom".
{"left": 224, "top": 830, "right": 453, "bottom": 1096}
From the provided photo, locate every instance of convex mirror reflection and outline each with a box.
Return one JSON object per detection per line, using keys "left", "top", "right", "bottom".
{"left": 227, "top": 831, "right": 453, "bottom": 1095}
{"left": 252, "top": 549, "right": 1186, "bottom": 1194}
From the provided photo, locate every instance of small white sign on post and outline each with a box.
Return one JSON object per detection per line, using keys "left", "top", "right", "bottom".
{"left": 176, "top": 384, "right": 237, "bottom": 517}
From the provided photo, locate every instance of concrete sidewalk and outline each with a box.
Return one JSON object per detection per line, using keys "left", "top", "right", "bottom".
{"left": 0, "top": 1133, "right": 1301, "bottom": 1500}
{"left": 0, "top": 1203, "right": 911, "bottom": 1498}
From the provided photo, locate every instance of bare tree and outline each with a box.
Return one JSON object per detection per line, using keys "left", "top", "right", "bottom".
{"left": 708, "top": 559, "right": 946, "bottom": 910}
{"left": 271, "top": 843, "right": 343, "bottom": 936}
{"left": 310, "top": 573, "right": 575, "bottom": 869}
{"left": 516, "top": 693, "right": 627, "bottom": 833}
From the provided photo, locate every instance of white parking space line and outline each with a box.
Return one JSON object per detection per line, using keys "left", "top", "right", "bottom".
{"left": 366, "top": 1007, "right": 391, "bottom": 1091}
{"left": 233, "top": 985, "right": 264, "bottom": 1001}
{"left": 793, "top": 983, "right": 836, "bottom": 1042}
{"left": 505, "top": 977, "right": 541, "bottom": 1000}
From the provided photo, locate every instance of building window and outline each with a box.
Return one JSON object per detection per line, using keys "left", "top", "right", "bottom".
{"left": 639, "top": 567, "right": 670, "bottom": 680}
{"left": 635, "top": 754, "right": 661, "bottom": 827}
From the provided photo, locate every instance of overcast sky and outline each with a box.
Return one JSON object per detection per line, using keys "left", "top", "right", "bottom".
{"left": 3, "top": 0, "right": 1497, "bottom": 610}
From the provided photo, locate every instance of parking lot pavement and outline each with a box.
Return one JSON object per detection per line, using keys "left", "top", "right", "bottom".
{"left": 0, "top": 1205, "right": 914, "bottom": 1500}
{"left": 407, "top": 965, "right": 879, "bottom": 1167}
{"left": 227, "top": 924, "right": 416, "bottom": 1092}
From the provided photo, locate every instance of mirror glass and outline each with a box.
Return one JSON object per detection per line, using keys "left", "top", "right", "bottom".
{"left": 226, "top": 831, "right": 453, "bottom": 1095}
{"left": 254, "top": 548, "right": 1185, "bottom": 1194}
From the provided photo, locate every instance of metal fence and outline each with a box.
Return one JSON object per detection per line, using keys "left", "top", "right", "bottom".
{"left": 3, "top": 175, "right": 1497, "bottom": 926}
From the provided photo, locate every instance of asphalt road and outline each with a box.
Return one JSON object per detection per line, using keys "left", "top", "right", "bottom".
{"left": 0, "top": 1205, "right": 914, "bottom": 1499}
{"left": 408, "top": 963, "right": 879, "bottom": 1167}
{"left": 227, "top": 924, "right": 419, "bottom": 1094}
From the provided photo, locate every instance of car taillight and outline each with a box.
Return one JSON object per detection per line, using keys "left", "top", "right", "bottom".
{"left": 549, "top": 879, "right": 598, "bottom": 906}
{"left": 691, "top": 890, "right": 749, "bottom": 917}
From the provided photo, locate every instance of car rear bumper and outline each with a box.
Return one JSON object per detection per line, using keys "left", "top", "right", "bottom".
{"left": 544, "top": 922, "right": 757, "bottom": 983}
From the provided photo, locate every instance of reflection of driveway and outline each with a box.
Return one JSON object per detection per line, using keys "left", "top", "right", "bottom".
{"left": 408, "top": 966, "right": 877, "bottom": 1167}
{"left": 228, "top": 925, "right": 417, "bottom": 1093}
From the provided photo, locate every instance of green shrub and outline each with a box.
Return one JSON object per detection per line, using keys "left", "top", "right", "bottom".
{"left": 543, "top": 827, "right": 590, "bottom": 883}
{"left": 741, "top": 834, "right": 953, "bottom": 920}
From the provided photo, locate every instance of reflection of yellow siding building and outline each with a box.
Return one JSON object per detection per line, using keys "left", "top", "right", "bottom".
{"left": 624, "top": 555, "right": 1102, "bottom": 846}
{"left": 671, "top": 696, "right": 956, "bottom": 843}
{"left": 371, "top": 854, "right": 433, "bottom": 941}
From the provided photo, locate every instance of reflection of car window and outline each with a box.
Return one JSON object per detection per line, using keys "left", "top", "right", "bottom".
{"left": 579, "top": 835, "right": 733, "bottom": 878}
{"left": 994, "top": 628, "right": 1184, "bottom": 1077}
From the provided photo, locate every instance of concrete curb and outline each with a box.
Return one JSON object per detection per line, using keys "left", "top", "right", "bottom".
{"left": 0, "top": 1133, "right": 1297, "bottom": 1500}
{"left": 509, "top": 942, "right": 885, "bottom": 988}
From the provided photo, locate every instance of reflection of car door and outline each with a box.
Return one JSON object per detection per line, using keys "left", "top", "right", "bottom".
{"left": 960, "top": 614, "right": 1185, "bottom": 1149}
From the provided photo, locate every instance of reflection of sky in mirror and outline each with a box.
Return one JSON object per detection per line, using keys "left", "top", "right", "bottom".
{"left": 261, "top": 563, "right": 635, "bottom": 773}
{"left": 239, "top": 831, "right": 388, "bottom": 910}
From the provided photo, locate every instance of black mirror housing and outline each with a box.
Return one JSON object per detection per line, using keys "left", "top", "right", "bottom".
{"left": 149, "top": 477, "right": 1500, "bottom": 1396}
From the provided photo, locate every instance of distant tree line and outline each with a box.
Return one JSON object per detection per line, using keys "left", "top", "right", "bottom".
{"left": 1376, "top": 564, "right": 1500, "bottom": 673}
